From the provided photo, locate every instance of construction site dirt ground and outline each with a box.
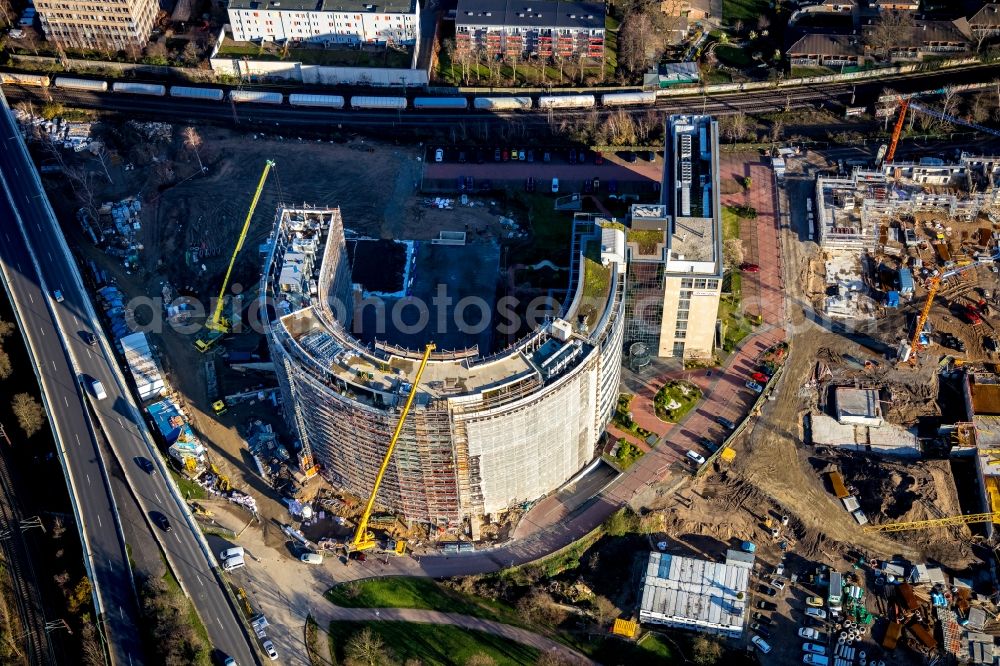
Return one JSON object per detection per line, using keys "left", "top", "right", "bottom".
{"left": 41, "top": 124, "right": 506, "bottom": 544}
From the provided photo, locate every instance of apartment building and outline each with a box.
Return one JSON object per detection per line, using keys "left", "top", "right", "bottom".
{"left": 454, "top": 0, "right": 605, "bottom": 60}
{"left": 623, "top": 115, "right": 724, "bottom": 360}
{"left": 263, "top": 207, "right": 625, "bottom": 526}
{"left": 34, "top": 0, "right": 158, "bottom": 50}
{"left": 227, "top": 0, "right": 419, "bottom": 46}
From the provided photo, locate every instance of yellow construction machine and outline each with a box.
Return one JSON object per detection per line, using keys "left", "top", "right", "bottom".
{"left": 348, "top": 343, "right": 435, "bottom": 555}
{"left": 195, "top": 160, "right": 275, "bottom": 352}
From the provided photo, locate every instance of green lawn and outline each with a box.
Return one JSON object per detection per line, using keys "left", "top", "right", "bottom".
{"left": 580, "top": 634, "right": 676, "bottom": 665}
{"left": 653, "top": 380, "right": 702, "bottom": 423}
{"left": 626, "top": 229, "right": 664, "bottom": 254}
{"left": 327, "top": 577, "right": 524, "bottom": 628}
{"left": 612, "top": 394, "right": 656, "bottom": 440}
{"left": 722, "top": 207, "right": 740, "bottom": 241}
{"left": 512, "top": 195, "right": 574, "bottom": 266}
{"left": 169, "top": 468, "right": 206, "bottom": 500}
{"left": 329, "top": 621, "right": 540, "bottom": 666}
{"left": 723, "top": 0, "right": 771, "bottom": 23}
{"left": 715, "top": 45, "right": 753, "bottom": 68}
{"left": 216, "top": 39, "right": 412, "bottom": 68}
{"left": 605, "top": 15, "right": 620, "bottom": 80}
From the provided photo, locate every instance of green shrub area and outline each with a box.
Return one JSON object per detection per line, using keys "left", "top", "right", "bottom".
{"left": 653, "top": 380, "right": 702, "bottom": 423}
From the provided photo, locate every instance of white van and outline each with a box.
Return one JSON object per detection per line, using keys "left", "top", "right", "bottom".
{"left": 90, "top": 379, "right": 107, "bottom": 400}
{"left": 300, "top": 552, "right": 323, "bottom": 565}
{"left": 803, "top": 655, "right": 829, "bottom": 666}
{"left": 222, "top": 555, "right": 245, "bottom": 571}
{"left": 219, "top": 546, "right": 244, "bottom": 564}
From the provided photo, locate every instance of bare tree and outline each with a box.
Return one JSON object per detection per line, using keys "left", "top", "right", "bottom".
{"left": 692, "top": 635, "right": 724, "bottom": 665}
{"left": 590, "top": 595, "right": 618, "bottom": 628}
{"left": 441, "top": 38, "right": 456, "bottom": 81}
{"left": 182, "top": 41, "right": 200, "bottom": 66}
{"left": 182, "top": 126, "right": 204, "bottom": 172}
{"left": 345, "top": 627, "right": 391, "bottom": 666}
{"left": 465, "top": 654, "right": 497, "bottom": 666}
{"left": 0, "top": 0, "right": 13, "bottom": 26}
{"left": 0, "top": 350, "right": 11, "bottom": 380}
{"left": 144, "top": 39, "right": 168, "bottom": 63}
{"left": 91, "top": 144, "right": 115, "bottom": 184}
{"left": 865, "top": 11, "right": 915, "bottom": 61}
{"left": 12, "top": 393, "right": 45, "bottom": 437}
{"left": 719, "top": 111, "right": 749, "bottom": 143}
{"left": 723, "top": 238, "right": 745, "bottom": 273}
{"left": 769, "top": 118, "right": 784, "bottom": 143}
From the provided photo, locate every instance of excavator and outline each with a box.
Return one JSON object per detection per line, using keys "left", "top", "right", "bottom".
{"left": 194, "top": 160, "right": 275, "bottom": 352}
{"left": 347, "top": 343, "right": 435, "bottom": 557}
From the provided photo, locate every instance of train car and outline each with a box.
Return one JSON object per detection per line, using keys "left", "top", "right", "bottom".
{"left": 413, "top": 97, "right": 468, "bottom": 110}
{"left": 601, "top": 91, "right": 656, "bottom": 107}
{"left": 0, "top": 72, "right": 50, "bottom": 87}
{"left": 112, "top": 82, "right": 166, "bottom": 96}
{"left": 54, "top": 77, "right": 108, "bottom": 92}
{"left": 349, "top": 96, "right": 407, "bottom": 110}
{"left": 473, "top": 96, "right": 532, "bottom": 111}
{"left": 538, "top": 94, "right": 595, "bottom": 110}
{"left": 170, "top": 86, "right": 224, "bottom": 101}
{"left": 229, "top": 90, "right": 283, "bottom": 105}
{"left": 288, "top": 93, "right": 346, "bottom": 109}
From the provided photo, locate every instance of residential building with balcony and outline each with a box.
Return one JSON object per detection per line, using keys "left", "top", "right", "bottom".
{"left": 622, "top": 115, "right": 723, "bottom": 360}
{"left": 454, "top": 0, "right": 605, "bottom": 60}
{"left": 35, "top": 0, "right": 158, "bottom": 50}
{"left": 970, "top": 3, "right": 1000, "bottom": 42}
{"left": 227, "top": 0, "right": 419, "bottom": 46}
{"left": 788, "top": 33, "right": 865, "bottom": 68}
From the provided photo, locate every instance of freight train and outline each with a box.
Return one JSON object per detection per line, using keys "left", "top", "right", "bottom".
{"left": 1, "top": 72, "right": 667, "bottom": 112}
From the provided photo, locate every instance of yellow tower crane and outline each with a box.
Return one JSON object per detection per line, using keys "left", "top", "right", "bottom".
{"left": 863, "top": 512, "right": 999, "bottom": 533}
{"left": 905, "top": 260, "right": 991, "bottom": 365}
{"left": 349, "top": 343, "right": 435, "bottom": 554}
{"left": 195, "top": 160, "right": 275, "bottom": 352}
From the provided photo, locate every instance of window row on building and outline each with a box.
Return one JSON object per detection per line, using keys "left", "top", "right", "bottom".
{"left": 454, "top": 0, "right": 605, "bottom": 59}
{"left": 227, "top": 0, "right": 420, "bottom": 46}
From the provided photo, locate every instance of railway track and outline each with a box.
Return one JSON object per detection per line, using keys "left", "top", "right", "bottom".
{"left": 0, "top": 433, "right": 52, "bottom": 665}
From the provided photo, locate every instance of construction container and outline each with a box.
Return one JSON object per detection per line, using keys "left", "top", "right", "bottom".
{"left": 170, "top": 86, "right": 224, "bottom": 101}
{"left": 413, "top": 97, "right": 468, "bottom": 109}
{"left": 112, "top": 82, "right": 166, "bottom": 96}
{"left": 601, "top": 91, "right": 656, "bottom": 106}
{"left": 288, "top": 94, "right": 345, "bottom": 108}
{"left": 229, "top": 90, "right": 283, "bottom": 104}
{"left": 898, "top": 267, "right": 914, "bottom": 295}
{"left": 0, "top": 72, "right": 50, "bottom": 87}
{"left": 473, "top": 96, "right": 532, "bottom": 111}
{"left": 350, "top": 96, "right": 407, "bottom": 110}
{"left": 54, "top": 77, "right": 108, "bottom": 92}
{"left": 538, "top": 94, "right": 596, "bottom": 109}
{"left": 827, "top": 471, "right": 850, "bottom": 499}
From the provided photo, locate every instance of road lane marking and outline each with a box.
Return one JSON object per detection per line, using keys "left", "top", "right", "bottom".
{"left": 119, "top": 606, "right": 124, "bottom": 620}
{"left": 51, "top": 361, "right": 56, "bottom": 371}
{"left": 97, "top": 514, "right": 102, "bottom": 527}
{"left": 107, "top": 558, "right": 112, "bottom": 572}
{"left": 74, "top": 434, "right": 81, "bottom": 446}
{"left": 117, "top": 418, "right": 124, "bottom": 429}
{"left": 38, "top": 327, "right": 44, "bottom": 336}
{"left": 86, "top": 474, "right": 91, "bottom": 485}
{"left": 74, "top": 316, "right": 80, "bottom": 326}
{"left": 63, "top": 396, "right": 68, "bottom": 407}
{"left": 216, "top": 617, "right": 223, "bottom": 629}
{"left": 197, "top": 577, "right": 203, "bottom": 587}
{"left": 46, "top": 252, "right": 52, "bottom": 262}
{"left": 27, "top": 293, "right": 33, "bottom": 304}
{"left": 154, "top": 493, "right": 161, "bottom": 503}
{"left": 173, "top": 532, "right": 180, "bottom": 543}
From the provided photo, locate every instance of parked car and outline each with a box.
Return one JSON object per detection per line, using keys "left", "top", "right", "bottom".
{"left": 805, "top": 607, "right": 827, "bottom": 620}
{"left": 752, "top": 612, "right": 773, "bottom": 624}
{"left": 716, "top": 416, "right": 736, "bottom": 430}
{"left": 262, "top": 639, "right": 279, "bottom": 661}
{"left": 751, "top": 624, "right": 771, "bottom": 638}
{"left": 502, "top": 149, "right": 510, "bottom": 161}
{"left": 518, "top": 150, "right": 526, "bottom": 161}
{"left": 685, "top": 450, "right": 706, "bottom": 466}
{"left": 624, "top": 151, "right": 637, "bottom": 163}
{"left": 300, "top": 552, "right": 324, "bottom": 565}
{"left": 803, "top": 655, "right": 829, "bottom": 666}
{"left": 527, "top": 149, "right": 535, "bottom": 162}
{"left": 751, "top": 372, "right": 769, "bottom": 384}
{"left": 698, "top": 437, "right": 719, "bottom": 452}
{"left": 543, "top": 151, "right": 551, "bottom": 162}
{"left": 745, "top": 381, "right": 764, "bottom": 394}
{"left": 740, "top": 263, "right": 760, "bottom": 272}
{"left": 551, "top": 178, "right": 559, "bottom": 193}
{"left": 798, "top": 627, "right": 820, "bottom": 640}
{"left": 494, "top": 148, "right": 502, "bottom": 162}
{"left": 569, "top": 148, "right": 577, "bottom": 164}
{"left": 750, "top": 635, "right": 772, "bottom": 654}
{"left": 756, "top": 600, "right": 777, "bottom": 611}
{"left": 458, "top": 151, "right": 467, "bottom": 164}
{"left": 757, "top": 584, "right": 776, "bottom": 596}
{"left": 434, "top": 148, "right": 443, "bottom": 162}
{"left": 803, "top": 643, "right": 826, "bottom": 655}
{"left": 771, "top": 578, "right": 786, "bottom": 590}
{"left": 645, "top": 150, "right": 657, "bottom": 161}
{"left": 806, "top": 596, "right": 824, "bottom": 608}
{"left": 135, "top": 457, "right": 156, "bottom": 475}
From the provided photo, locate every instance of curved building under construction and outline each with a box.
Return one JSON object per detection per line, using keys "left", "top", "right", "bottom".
{"left": 262, "top": 206, "right": 626, "bottom": 526}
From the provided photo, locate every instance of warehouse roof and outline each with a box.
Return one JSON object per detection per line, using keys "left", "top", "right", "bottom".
{"left": 228, "top": 0, "right": 417, "bottom": 14}
{"left": 455, "top": 0, "right": 605, "bottom": 30}
{"left": 639, "top": 551, "right": 750, "bottom": 635}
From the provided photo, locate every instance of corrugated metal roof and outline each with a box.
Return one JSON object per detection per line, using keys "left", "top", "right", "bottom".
{"left": 640, "top": 552, "right": 749, "bottom": 633}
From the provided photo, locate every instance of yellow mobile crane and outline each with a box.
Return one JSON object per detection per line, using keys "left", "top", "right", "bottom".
{"left": 349, "top": 343, "right": 435, "bottom": 555}
{"left": 194, "top": 160, "right": 275, "bottom": 352}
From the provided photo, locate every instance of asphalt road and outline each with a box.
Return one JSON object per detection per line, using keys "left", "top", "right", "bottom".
{"left": 4, "top": 64, "right": 1000, "bottom": 132}
{"left": 0, "top": 92, "right": 259, "bottom": 666}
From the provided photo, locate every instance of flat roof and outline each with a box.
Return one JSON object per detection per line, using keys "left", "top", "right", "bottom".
{"left": 835, "top": 387, "right": 882, "bottom": 424}
{"left": 455, "top": 0, "right": 605, "bottom": 29}
{"left": 639, "top": 551, "right": 749, "bottom": 633}
{"left": 229, "top": 0, "right": 417, "bottom": 13}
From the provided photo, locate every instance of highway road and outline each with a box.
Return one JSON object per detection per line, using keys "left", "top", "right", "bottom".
{"left": 0, "top": 92, "right": 260, "bottom": 665}
{"left": 5, "top": 65, "right": 1000, "bottom": 132}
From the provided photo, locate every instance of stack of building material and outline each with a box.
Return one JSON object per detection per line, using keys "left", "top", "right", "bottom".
{"left": 120, "top": 332, "right": 166, "bottom": 402}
